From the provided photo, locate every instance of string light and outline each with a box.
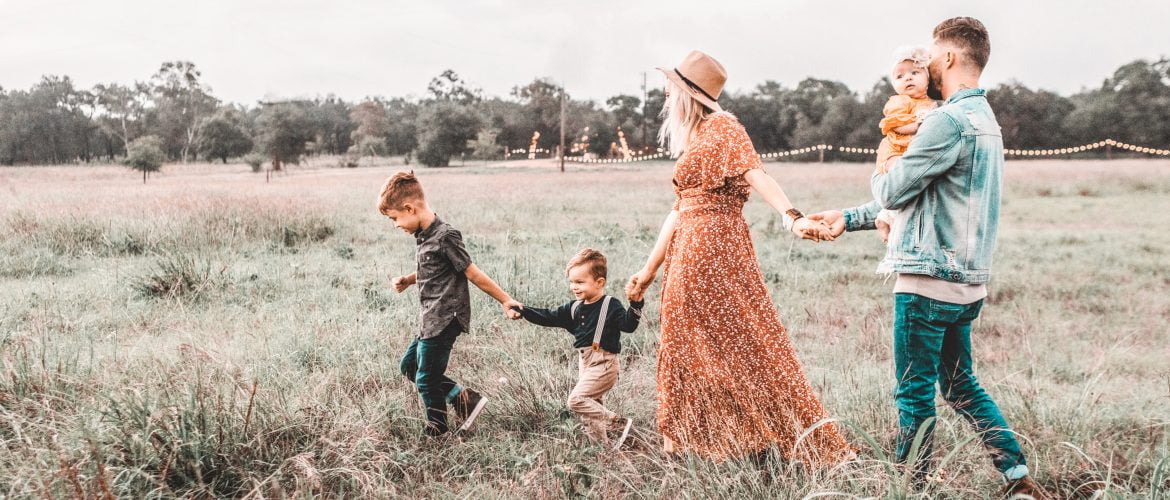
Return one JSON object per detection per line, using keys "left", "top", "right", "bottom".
{"left": 553, "top": 138, "right": 1169, "bottom": 163}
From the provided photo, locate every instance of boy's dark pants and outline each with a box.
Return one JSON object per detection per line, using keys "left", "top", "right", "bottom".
{"left": 400, "top": 320, "right": 463, "bottom": 434}
{"left": 893, "top": 293, "right": 1026, "bottom": 475}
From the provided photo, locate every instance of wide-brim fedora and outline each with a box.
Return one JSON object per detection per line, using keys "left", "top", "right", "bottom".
{"left": 656, "top": 50, "right": 726, "bottom": 113}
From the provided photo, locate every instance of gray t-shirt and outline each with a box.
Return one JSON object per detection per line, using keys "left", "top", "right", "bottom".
{"left": 414, "top": 216, "right": 472, "bottom": 338}
{"left": 894, "top": 273, "right": 987, "bottom": 305}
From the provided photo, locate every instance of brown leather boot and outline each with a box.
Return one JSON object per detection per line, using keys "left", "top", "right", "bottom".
{"left": 1002, "top": 475, "right": 1051, "bottom": 499}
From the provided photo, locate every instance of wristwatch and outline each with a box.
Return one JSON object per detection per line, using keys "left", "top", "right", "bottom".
{"left": 785, "top": 208, "right": 805, "bottom": 221}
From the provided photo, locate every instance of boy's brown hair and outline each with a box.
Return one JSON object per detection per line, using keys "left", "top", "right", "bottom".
{"left": 377, "top": 171, "right": 426, "bottom": 214}
{"left": 566, "top": 248, "right": 607, "bottom": 280}
{"left": 933, "top": 17, "right": 991, "bottom": 71}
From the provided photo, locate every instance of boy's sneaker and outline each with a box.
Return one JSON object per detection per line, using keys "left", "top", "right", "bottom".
{"left": 1001, "top": 476, "right": 1050, "bottom": 499}
{"left": 453, "top": 389, "right": 488, "bottom": 432}
{"left": 609, "top": 417, "right": 633, "bottom": 450}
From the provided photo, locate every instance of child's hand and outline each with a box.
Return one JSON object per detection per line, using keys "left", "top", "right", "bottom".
{"left": 626, "top": 286, "right": 644, "bottom": 303}
{"left": 390, "top": 274, "right": 415, "bottom": 293}
{"left": 503, "top": 299, "right": 523, "bottom": 320}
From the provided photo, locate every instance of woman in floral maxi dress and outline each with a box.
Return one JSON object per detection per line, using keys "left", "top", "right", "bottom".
{"left": 628, "top": 50, "right": 854, "bottom": 464}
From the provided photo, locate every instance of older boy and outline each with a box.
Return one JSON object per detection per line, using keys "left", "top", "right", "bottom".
{"left": 379, "top": 171, "right": 522, "bottom": 437}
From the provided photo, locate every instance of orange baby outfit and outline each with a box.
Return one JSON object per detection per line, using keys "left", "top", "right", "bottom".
{"left": 876, "top": 95, "right": 937, "bottom": 170}
{"left": 658, "top": 112, "right": 853, "bottom": 464}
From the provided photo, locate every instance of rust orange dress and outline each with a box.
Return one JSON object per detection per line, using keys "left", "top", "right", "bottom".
{"left": 658, "top": 112, "right": 853, "bottom": 464}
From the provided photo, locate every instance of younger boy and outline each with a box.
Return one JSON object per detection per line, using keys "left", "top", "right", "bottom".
{"left": 511, "top": 248, "right": 643, "bottom": 449}
{"left": 379, "top": 171, "right": 522, "bottom": 437}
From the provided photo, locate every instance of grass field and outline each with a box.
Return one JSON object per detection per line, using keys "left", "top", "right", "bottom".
{"left": 1, "top": 158, "right": 1168, "bottom": 498}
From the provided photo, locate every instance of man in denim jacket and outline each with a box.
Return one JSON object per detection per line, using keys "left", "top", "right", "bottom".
{"left": 811, "top": 18, "right": 1048, "bottom": 498}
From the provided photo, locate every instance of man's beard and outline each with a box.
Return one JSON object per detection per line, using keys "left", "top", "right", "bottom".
{"left": 927, "top": 75, "right": 944, "bottom": 100}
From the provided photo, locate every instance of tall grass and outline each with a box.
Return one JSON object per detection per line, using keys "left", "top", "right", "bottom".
{"left": 0, "top": 160, "right": 1167, "bottom": 497}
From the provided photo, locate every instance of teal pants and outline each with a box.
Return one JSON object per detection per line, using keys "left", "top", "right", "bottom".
{"left": 400, "top": 321, "right": 464, "bottom": 435}
{"left": 893, "top": 293, "right": 1026, "bottom": 477}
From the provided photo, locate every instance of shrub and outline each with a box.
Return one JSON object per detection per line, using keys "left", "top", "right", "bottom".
{"left": 244, "top": 153, "right": 266, "bottom": 173}
{"left": 124, "top": 135, "right": 166, "bottom": 183}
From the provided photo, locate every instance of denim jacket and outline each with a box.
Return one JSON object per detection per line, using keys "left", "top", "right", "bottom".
{"left": 843, "top": 88, "right": 1003, "bottom": 284}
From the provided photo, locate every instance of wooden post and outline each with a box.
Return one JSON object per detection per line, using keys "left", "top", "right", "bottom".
{"left": 1105, "top": 144, "right": 1113, "bottom": 160}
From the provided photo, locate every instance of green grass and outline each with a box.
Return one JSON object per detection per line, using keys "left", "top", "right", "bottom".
{"left": 1, "top": 159, "right": 1168, "bottom": 498}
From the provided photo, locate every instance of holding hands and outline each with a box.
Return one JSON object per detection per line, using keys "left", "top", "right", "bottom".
{"left": 625, "top": 267, "right": 654, "bottom": 303}
{"left": 791, "top": 217, "right": 837, "bottom": 242}
{"left": 503, "top": 299, "right": 523, "bottom": 320}
{"left": 805, "top": 210, "right": 846, "bottom": 239}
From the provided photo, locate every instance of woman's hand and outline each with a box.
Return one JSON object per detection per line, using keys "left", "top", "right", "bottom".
{"left": 626, "top": 267, "right": 657, "bottom": 299}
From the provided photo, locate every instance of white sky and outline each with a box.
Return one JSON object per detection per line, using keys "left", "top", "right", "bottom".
{"left": 2, "top": 0, "right": 1168, "bottom": 105}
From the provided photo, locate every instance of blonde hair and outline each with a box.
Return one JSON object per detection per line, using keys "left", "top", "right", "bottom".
{"left": 658, "top": 80, "right": 714, "bottom": 158}
{"left": 565, "top": 248, "right": 607, "bottom": 280}
{"left": 377, "top": 171, "right": 426, "bottom": 214}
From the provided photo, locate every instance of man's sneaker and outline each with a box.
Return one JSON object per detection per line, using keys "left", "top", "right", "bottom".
{"left": 609, "top": 417, "right": 633, "bottom": 450}
{"left": 453, "top": 389, "right": 488, "bottom": 432}
{"left": 1002, "top": 475, "right": 1050, "bottom": 500}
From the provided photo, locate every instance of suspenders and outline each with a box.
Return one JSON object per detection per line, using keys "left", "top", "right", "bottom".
{"left": 570, "top": 295, "right": 612, "bottom": 352}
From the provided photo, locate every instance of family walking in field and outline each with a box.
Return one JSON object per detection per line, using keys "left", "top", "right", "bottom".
{"left": 378, "top": 17, "right": 1049, "bottom": 499}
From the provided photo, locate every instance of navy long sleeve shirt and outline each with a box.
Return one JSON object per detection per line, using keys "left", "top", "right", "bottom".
{"left": 519, "top": 296, "right": 643, "bottom": 354}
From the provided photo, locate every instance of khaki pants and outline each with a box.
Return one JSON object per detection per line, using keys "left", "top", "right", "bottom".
{"left": 566, "top": 348, "right": 619, "bottom": 441}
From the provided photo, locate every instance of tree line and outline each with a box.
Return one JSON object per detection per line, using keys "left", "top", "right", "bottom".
{"left": 1, "top": 59, "right": 1168, "bottom": 170}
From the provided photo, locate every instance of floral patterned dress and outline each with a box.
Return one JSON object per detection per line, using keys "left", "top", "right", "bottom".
{"left": 657, "top": 112, "right": 853, "bottom": 464}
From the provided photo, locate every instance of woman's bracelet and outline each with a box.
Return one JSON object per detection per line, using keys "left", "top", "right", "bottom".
{"left": 782, "top": 208, "right": 804, "bottom": 232}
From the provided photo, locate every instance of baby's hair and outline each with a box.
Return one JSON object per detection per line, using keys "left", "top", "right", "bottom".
{"left": 891, "top": 45, "right": 931, "bottom": 74}
{"left": 377, "top": 171, "right": 426, "bottom": 214}
{"left": 566, "top": 248, "right": 607, "bottom": 280}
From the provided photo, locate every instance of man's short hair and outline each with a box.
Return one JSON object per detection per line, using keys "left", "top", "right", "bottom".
{"left": 566, "top": 248, "right": 607, "bottom": 280}
{"left": 377, "top": 171, "right": 425, "bottom": 214}
{"left": 933, "top": 17, "right": 991, "bottom": 71}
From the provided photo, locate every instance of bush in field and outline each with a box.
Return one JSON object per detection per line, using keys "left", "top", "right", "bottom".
{"left": 124, "top": 135, "right": 165, "bottom": 183}
{"left": 243, "top": 152, "right": 266, "bottom": 173}
{"left": 134, "top": 254, "right": 220, "bottom": 300}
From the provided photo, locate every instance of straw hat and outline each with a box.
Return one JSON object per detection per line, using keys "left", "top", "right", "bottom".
{"left": 657, "top": 50, "right": 726, "bottom": 112}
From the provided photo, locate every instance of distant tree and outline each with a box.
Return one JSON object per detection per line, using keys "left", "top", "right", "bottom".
{"left": 0, "top": 76, "right": 95, "bottom": 165}
{"left": 256, "top": 102, "right": 312, "bottom": 171}
{"left": 196, "top": 107, "right": 253, "bottom": 163}
{"left": 349, "top": 99, "right": 391, "bottom": 156}
{"left": 643, "top": 88, "right": 666, "bottom": 148}
{"left": 94, "top": 82, "right": 148, "bottom": 153}
{"left": 467, "top": 127, "right": 503, "bottom": 161}
{"left": 305, "top": 96, "right": 354, "bottom": 155}
{"left": 151, "top": 61, "right": 218, "bottom": 162}
{"left": 384, "top": 97, "right": 419, "bottom": 155}
{"left": 427, "top": 69, "right": 481, "bottom": 104}
{"left": 512, "top": 78, "right": 564, "bottom": 150}
{"left": 124, "top": 135, "right": 165, "bottom": 183}
{"left": 841, "top": 78, "right": 889, "bottom": 148}
{"left": 1065, "top": 60, "right": 1170, "bottom": 148}
{"left": 415, "top": 100, "right": 481, "bottom": 167}
{"left": 606, "top": 94, "right": 643, "bottom": 145}
{"left": 988, "top": 81, "right": 1075, "bottom": 148}
{"left": 723, "top": 81, "right": 794, "bottom": 152}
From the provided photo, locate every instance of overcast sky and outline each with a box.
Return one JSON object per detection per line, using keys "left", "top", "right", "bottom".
{"left": 2, "top": 0, "right": 1168, "bottom": 105}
